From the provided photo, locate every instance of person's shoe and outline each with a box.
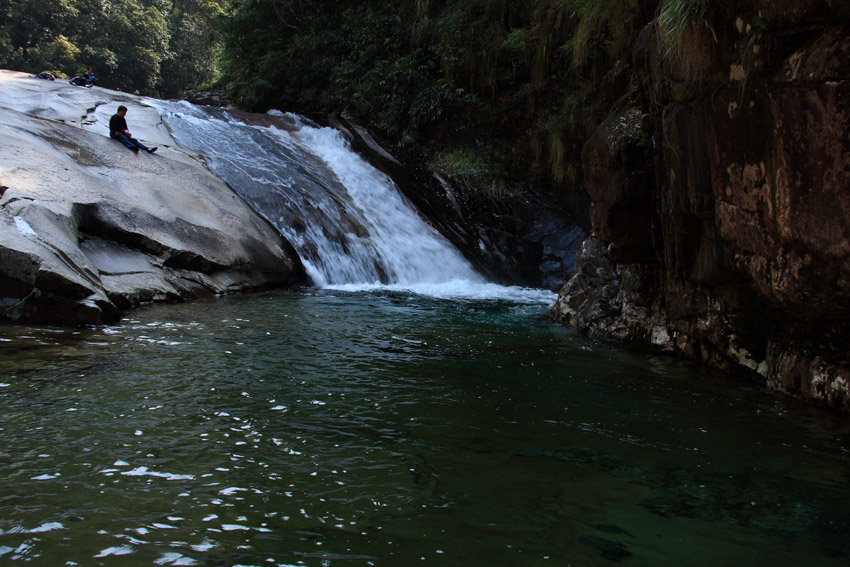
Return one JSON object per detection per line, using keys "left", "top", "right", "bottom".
{"left": 132, "top": 146, "right": 140, "bottom": 153}
{"left": 146, "top": 147, "right": 157, "bottom": 154}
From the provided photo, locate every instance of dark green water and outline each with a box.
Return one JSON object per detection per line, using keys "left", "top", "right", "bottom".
{"left": 1, "top": 290, "right": 848, "bottom": 566}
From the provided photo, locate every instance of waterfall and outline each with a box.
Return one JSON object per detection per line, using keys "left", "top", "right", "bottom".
{"left": 154, "top": 101, "right": 552, "bottom": 302}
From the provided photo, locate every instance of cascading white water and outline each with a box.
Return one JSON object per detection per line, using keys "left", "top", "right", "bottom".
{"left": 287, "top": 119, "right": 486, "bottom": 288}
{"left": 153, "top": 101, "right": 553, "bottom": 302}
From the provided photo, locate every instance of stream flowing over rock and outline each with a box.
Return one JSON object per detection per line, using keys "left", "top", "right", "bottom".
{"left": 551, "top": 4, "right": 850, "bottom": 411}
{"left": 0, "top": 70, "right": 562, "bottom": 326}
{"left": 0, "top": 70, "right": 305, "bottom": 324}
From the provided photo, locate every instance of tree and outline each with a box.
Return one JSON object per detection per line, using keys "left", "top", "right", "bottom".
{"left": 0, "top": 0, "right": 231, "bottom": 95}
{"left": 0, "top": 0, "right": 78, "bottom": 72}
{"left": 159, "top": 0, "right": 232, "bottom": 98}
{"left": 216, "top": 0, "right": 648, "bottom": 194}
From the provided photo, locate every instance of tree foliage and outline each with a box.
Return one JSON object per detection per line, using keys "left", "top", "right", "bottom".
{"left": 0, "top": 0, "right": 653, "bottom": 193}
{"left": 0, "top": 0, "right": 231, "bottom": 97}
{"left": 219, "top": 0, "right": 647, "bottom": 190}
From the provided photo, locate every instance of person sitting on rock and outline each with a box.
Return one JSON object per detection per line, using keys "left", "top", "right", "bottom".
{"left": 83, "top": 66, "right": 96, "bottom": 85}
{"left": 109, "top": 105, "right": 157, "bottom": 154}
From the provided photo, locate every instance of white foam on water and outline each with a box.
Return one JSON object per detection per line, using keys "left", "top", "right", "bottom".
{"left": 324, "top": 280, "right": 557, "bottom": 305}
{"left": 1, "top": 522, "right": 66, "bottom": 535}
{"left": 191, "top": 539, "right": 217, "bottom": 552}
{"left": 291, "top": 123, "right": 482, "bottom": 287}
{"left": 155, "top": 551, "right": 198, "bottom": 565}
{"left": 121, "top": 466, "right": 195, "bottom": 481}
{"left": 27, "top": 522, "right": 65, "bottom": 533}
{"left": 154, "top": 102, "right": 555, "bottom": 303}
{"left": 30, "top": 473, "right": 60, "bottom": 480}
{"left": 94, "top": 545, "right": 134, "bottom": 558}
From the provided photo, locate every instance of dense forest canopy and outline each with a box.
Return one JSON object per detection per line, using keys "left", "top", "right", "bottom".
{"left": 1, "top": 0, "right": 711, "bottom": 196}
{"left": 0, "top": 0, "right": 231, "bottom": 97}
{"left": 218, "top": 0, "right": 662, "bottom": 198}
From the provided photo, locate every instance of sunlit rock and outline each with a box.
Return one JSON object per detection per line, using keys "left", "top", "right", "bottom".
{"left": 0, "top": 70, "right": 304, "bottom": 325}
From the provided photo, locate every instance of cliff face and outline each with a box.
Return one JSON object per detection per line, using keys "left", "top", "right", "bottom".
{"left": 552, "top": 3, "right": 850, "bottom": 411}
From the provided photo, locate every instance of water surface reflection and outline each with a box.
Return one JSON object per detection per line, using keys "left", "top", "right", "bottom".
{"left": 1, "top": 290, "right": 848, "bottom": 566}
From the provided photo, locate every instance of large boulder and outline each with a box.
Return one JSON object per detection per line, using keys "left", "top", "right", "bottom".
{"left": 0, "top": 70, "right": 305, "bottom": 325}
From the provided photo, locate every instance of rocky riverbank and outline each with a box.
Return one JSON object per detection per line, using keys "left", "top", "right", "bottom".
{"left": 0, "top": 70, "right": 305, "bottom": 325}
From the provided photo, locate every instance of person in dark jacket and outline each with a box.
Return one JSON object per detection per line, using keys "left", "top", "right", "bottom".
{"left": 109, "top": 105, "right": 157, "bottom": 153}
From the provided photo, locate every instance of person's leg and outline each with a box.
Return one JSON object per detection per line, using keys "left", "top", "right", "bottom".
{"left": 129, "top": 137, "right": 150, "bottom": 152}
{"left": 115, "top": 135, "right": 136, "bottom": 150}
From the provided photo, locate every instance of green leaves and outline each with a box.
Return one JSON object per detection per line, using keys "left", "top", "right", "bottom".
{"left": 215, "top": 0, "right": 654, "bottom": 192}
{"left": 0, "top": 0, "right": 232, "bottom": 96}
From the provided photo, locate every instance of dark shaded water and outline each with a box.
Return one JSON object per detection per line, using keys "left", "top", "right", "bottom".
{"left": 1, "top": 290, "right": 848, "bottom": 566}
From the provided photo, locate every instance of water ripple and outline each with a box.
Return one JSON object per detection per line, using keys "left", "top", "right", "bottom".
{"left": 0, "top": 292, "right": 848, "bottom": 565}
